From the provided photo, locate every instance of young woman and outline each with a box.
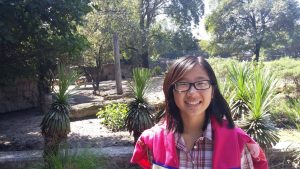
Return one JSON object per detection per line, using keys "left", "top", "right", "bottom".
{"left": 131, "top": 56, "right": 268, "bottom": 169}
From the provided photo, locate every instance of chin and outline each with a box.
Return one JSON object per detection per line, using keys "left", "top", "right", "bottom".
{"left": 188, "top": 110, "right": 205, "bottom": 116}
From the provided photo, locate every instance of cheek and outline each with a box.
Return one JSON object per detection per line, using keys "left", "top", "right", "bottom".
{"left": 173, "top": 92, "right": 183, "bottom": 106}
{"left": 203, "top": 90, "right": 213, "bottom": 103}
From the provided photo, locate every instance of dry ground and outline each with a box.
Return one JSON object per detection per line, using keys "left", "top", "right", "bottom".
{"left": 0, "top": 77, "right": 164, "bottom": 151}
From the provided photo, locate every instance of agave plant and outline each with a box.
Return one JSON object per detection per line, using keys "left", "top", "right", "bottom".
{"left": 219, "top": 78, "right": 235, "bottom": 105}
{"left": 227, "top": 63, "right": 251, "bottom": 120}
{"left": 239, "top": 66, "right": 279, "bottom": 149}
{"left": 125, "top": 68, "right": 154, "bottom": 143}
{"left": 40, "top": 63, "right": 79, "bottom": 167}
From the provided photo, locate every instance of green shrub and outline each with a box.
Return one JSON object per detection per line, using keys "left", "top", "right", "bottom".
{"left": 286, "top": 98, "right": 300, "bottom": 130}
{"left": 208, "top": 57, "right": 238, "bottom": 79}
{"left": 152, "top": 65, "right": 162, "bottom": 75}
{"left": 265, "top": 57, "right": 300, "bottom": 94}
{"left": 48, "top": 151, "right": 99, "bottom": 169}
{"left": 270, "top": 96, "right": 300, "bottom": 129}
{"left": 29, "top": 149, "right": 103, "bottom": 169}
{"left": 96, "top": 103, "right": 128, "bottom": 131}
{"left": 265, "top": 57, "right": 300, "bottom": 79}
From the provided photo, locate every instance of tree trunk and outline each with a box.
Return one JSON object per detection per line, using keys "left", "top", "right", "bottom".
{"left": 43, "top": 136, "right": 67, "bottom": 169}
{"left": 141, "top": 51, "right": 149, "bottom": 68}
{"left": 38, "top": 69, "right": 51, "bottom": 114}
{"left": 140, "top": 30, "right": 149, "bottom": 68}
{"left": 113, "top": 33, "right": 123, "bottom": 95}
{"left": 92, "top": 57, "right": 102, "bottom": 94}
{"left": 139, "top": 1, "right": 150, "bottom": 68}
{"left": 254, "top": 43, "right": 260, "bottom": 62}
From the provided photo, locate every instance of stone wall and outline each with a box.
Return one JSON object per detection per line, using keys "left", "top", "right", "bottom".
{"left": 0, "top": 78, "right": 38, "bottom": 114}
{"left": 84, "top": 63, "right": 133, "bottom": 82}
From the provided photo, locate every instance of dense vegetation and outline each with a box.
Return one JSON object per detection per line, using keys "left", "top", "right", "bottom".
{"left": 209, "top": 57, "right": 300, "bottom": 131}
{"left": 1, "top": 0, "right": 300, "bottom": 168}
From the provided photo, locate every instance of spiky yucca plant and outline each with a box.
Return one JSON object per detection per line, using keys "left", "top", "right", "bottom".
{"left": 125, "top": 68, "right": 154, "bottom": 143}
{"left": 239, "top": 66, "right": 279, "bottom": 149}
{"left": 40, "top": 63, "right": 79, "bottom": 167}
{"left": 227, "top": 63, "right": 251, "bottom": 120}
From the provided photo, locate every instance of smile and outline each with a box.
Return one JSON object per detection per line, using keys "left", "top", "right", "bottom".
{"left": 185, "top": 101, "right": 202, "bottom": 105}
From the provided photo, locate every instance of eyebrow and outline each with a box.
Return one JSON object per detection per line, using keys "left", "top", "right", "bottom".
{"left": 178, "top": 76, "right": 209, "bottom": 82}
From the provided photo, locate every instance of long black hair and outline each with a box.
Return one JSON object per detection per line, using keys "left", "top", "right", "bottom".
{"left": 163, "top": 56, "right": 235, "bottom": 133}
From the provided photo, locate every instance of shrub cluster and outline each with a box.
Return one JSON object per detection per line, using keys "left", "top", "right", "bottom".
{"left": 96, "top": 102, "right": 128, "bottom": 131}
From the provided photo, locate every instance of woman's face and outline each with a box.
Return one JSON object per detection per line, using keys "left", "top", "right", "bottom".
{"left": 173, "top": 64, "right": 213, "bottom": 119}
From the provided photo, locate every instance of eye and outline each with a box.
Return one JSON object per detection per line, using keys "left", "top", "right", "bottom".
{"left": 175, "top": 82, "right": 190, "bottom": 91}
{"left": 195, "top": 81, "right": 210, "bottom": 89}
{"left": 177, "top": 82, "right": 189, "bottom": 87}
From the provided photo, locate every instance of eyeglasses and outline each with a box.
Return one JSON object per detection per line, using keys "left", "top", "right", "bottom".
{"left": 173, "top": 80, "right": 213, "bottom": 92}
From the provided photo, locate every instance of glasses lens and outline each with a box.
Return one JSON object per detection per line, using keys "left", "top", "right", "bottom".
{"left": 175, "top": 83, "right": 190, "bottom": 92}
{"left": 195, "top": 81, "right": 211, "bottom": 90}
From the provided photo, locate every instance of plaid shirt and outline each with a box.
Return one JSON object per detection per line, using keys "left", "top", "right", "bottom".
{"left": 175, "top": 123, "right": 253, "bottom": 169}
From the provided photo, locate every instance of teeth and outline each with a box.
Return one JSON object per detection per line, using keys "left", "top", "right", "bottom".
{"left": 186, "top": 101, "right": 200, "bottom": 105}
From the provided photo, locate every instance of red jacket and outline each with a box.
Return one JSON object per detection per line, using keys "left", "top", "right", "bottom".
{"left": 131, "top": 117, "right": 268, "bottom": 169}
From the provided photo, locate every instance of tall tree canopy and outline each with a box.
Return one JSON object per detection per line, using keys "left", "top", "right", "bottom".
{"left": 137, "top": 0, "right": 205, "bottom": 67}
{"left": 0, "top": 0, "right": 91, "bottom": 85}
{"left": 80, "top": 0, "right": 205, "bottom": 69}
{"left": 78, "top": 0, "right": 139, "bottom": 91}
{"left": 0, "top": 0, "right": 91, "bottom": 112}
{"left": 204, "top": 0, "right": 300, "bottom": 61}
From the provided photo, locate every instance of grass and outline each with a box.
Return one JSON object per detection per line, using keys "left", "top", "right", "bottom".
{"left": 28, "top": 148, "right": 140, "bottom": 169}
{"left": 278, "top": 130, "right": 300, "bottom": 144}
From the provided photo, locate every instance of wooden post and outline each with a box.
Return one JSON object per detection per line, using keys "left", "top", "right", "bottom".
{"left": 113, "top": 32, "right": 123, "bottom": 95}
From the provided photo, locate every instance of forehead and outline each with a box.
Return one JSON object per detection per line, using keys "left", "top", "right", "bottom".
{"left": 178, "top": 64, "right": 209, "bottom": 81}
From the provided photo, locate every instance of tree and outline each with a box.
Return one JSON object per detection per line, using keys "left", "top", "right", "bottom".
{"left": 149, "top": 24, "right": 203, "bottom": 59}
{"left": 78, "top": 0, "right": 136, "bottom": 92}
{"left": 79, "top": 0, "right": 204, "bottom": 94}
{"left": 135, "top": 0, "right": 205, "bottom": 67}
{"left": 204, "top": 0, "right": 300, "bottom": 61}
{"left": 82, "top": 0, "right": 205, "bottom": 68}
{"left": 113, "top": 33, "right": 123, "bottom": 95}
{"left": 0, "top": 0, "right": 91, "bottom": 113}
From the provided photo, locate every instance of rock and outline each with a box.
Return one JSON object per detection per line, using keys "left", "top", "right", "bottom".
{"left": 70, "top": 102, "right": 104, "bottom": 119}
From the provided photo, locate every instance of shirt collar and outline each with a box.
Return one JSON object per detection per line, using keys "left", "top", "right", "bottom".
{"left": 175, "top": 121, "right": 213, "bottom": 144}
{"left": 203, "top": 122, "right": 212, "bottom": 140}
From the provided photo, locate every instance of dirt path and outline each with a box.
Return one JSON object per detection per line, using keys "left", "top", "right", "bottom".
{"left": 0, "top": 109, "right": 133, "bottom": 151}
{"left": 0, "top": 77, "right": 164, "bottom": 151}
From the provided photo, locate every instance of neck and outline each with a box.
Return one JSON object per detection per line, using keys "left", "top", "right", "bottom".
{"left": 181, "top": 113, "right": 206, "bottom": 151}
{"left": 182, "top": 113, "right": 205, "bottom": 135}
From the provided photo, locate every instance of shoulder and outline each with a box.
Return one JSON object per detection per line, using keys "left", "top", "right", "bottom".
{"left": 211, "top": 117, "right": 253, "bottom": 143}
{"left": 142, "top": 123, "right": 167, "bottom": 136}
{"left": 139, "top": 123, "right": 168, "bottom": 144}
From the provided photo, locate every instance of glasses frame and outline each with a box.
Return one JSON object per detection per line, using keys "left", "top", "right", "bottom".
{"left": 173, "top": 80, "right": 213, "bottom": 92}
